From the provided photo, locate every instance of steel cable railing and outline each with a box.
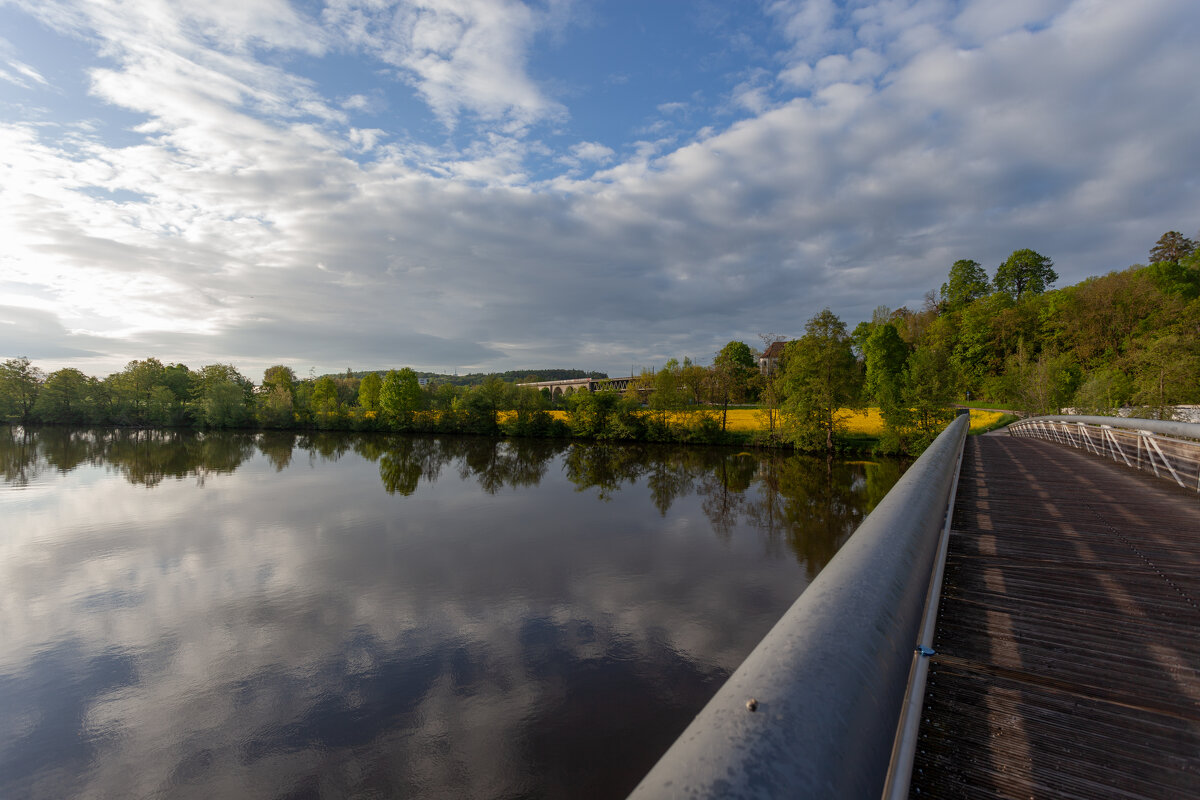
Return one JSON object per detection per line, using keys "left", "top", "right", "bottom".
{"left": 1008, "top": 415, "right": 1200, "bottom": 493}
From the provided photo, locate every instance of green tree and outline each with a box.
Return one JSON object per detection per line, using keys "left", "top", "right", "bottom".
{"left": 567, "top": 385, "right": 642, "bottom": 439}
{"left": 679, "top": 357, "right": 708, "bottom": 405}
{"left": 1149, "top": 230, "right": 1196, "bottom": 264}
{"left": 194, "top": 364, "right": 252, "bottom": 428}
{"left": 1072, "top": 365, "right": 1132, "bottom": 414}
{"left": 778, "top": 309, "right": 861, "bottom": 455}
{"left": 358, "top": 372, "right": 382, "bottom": 411}
{"left": 994, "top": 249, "right": 1058, "bottom": 300}
{"left": 256, "top": 386, "right": 295, "bottom": 428}
{"left": 649, "top": 360, "right": 686, "bottom": 413}
{"left": 201, "top": 380, "right": 252, "bottom": 428}
{"left": 311, "top": 375, "right": 341, "bottom": 428}
{"left": 114, "top": 358, "right": 169, "bottom": 424}
{"left": 1003, "top": 342, "right": 1079, "bottom": 415}
{"left": 711, "top": 340, "right": 756, "bottom": 432}
{"left": 940, "top": 259, "right": 990, "bottom": 310}
{"left": 896, "top": 345, "right": 958, "bottom": 451}
{"left": 1, "top": 357, "right": 45, "bottom": 422}
{"left": 1128, "top": 333, "right": 1200, "bottom": 419}
{"left": 34, "top": 367, "right": 93, "bottom": 423}
{"left": 379, "top": 368, "right": 424, "bottom": 429}
{"left": 861, "top": 323, "right": 908, "bottom": 408}
{"left": 261, "top": 365, "right": 297, "bottom": 396}
{"left": 505, "top": 385, "right": 555, "bottom": 437}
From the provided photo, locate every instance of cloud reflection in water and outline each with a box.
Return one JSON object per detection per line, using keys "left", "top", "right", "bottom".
{"left": 0, "top": 428, "right": 903, "bottom": 798}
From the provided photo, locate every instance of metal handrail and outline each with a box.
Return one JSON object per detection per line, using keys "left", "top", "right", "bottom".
{"left": 627, "top": 414, "right": 970, "bottom": 799}
{"left": 1008, "top": 415, "right": 1200, "bottom": 493}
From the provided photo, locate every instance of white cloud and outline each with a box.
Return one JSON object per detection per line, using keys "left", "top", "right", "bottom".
{"left": 568, "top": 141, "right": 614, "bottom": 162}
{"left": 323, "top": 0, "right": 567, "bottom": 131}
{"left": 1, "top": 0, "right": 1199, "bottom": 377}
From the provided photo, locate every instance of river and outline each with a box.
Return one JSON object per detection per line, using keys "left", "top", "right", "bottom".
{"left": 0, "top": 426, "right": 904, "bottom": 799}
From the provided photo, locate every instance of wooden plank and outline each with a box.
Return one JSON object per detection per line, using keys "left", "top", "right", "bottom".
{"left": 910, "top": 436, "right": 1200, "bottom": 799}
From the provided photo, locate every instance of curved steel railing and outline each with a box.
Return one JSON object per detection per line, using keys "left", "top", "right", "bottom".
{"left": 1008, "top": 415, "right": 1200, "bottom": 493}
{"left": 627, "top": 414, "right": 970, "bottom": 799}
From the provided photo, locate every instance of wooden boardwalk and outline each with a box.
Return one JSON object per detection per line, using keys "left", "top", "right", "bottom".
{"left": 910, "top": 435, "right": 1200, "bottom": 798}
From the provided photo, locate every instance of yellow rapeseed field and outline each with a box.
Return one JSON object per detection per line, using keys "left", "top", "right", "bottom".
{"left": 667, "top": 407, "right": 1004, "bottom": 434}
{"left": 529, "top": 406, "right": 1005, "bottom": 434}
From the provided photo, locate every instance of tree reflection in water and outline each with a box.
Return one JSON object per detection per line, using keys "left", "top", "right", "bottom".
{"left": 1, "top": 426, "right": 905, "bottom": 564}
{"left": 0, "top": 425, "right": 910, "bottom": 800}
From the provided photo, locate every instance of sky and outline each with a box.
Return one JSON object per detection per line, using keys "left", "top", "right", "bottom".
{"left": 2, "top": 0, "right": 1199, "bottom": 381}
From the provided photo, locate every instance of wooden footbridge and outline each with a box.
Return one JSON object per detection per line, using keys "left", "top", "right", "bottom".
{"left": 910, "top": 433, "right": 1199, "bottom": 797}
{"left": 629, "top": 415, "right": 1199, "bottom": 799}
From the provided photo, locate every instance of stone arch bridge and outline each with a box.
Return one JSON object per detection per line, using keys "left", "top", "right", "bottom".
{"left": 516, "top": 377, "right": 634, "bottom": 399}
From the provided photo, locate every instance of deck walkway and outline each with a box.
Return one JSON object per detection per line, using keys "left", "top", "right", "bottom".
{"left": 910, "top": 435, "right": 1200, "bottom": 798}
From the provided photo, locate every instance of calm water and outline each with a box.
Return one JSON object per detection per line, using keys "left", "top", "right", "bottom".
{"left": 0, "top": 426, "right": 904, "bottom": 799}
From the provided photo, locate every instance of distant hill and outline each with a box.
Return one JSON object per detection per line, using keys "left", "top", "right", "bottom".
{"left": 337, "top": 368, "right": 608, "bottom": 386}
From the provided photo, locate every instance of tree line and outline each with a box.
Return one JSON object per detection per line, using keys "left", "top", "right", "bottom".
{"left": 772, "top": 233, "right": 1199, "bottom": 453}
{"left": 2, "top": 231, "right": 1196, "bottom": 453}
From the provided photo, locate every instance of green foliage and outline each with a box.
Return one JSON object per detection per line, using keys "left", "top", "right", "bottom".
{"left": 262, "top": 365, "right": 297, "bottom": 394}
{"left": 0, "top": 357, "right": 45, "bottom": 422}
{"left": 778, "top": 309, "right": 861, "bottom": 454}
{"left": 358, "top": 372, "right": 382, "bottom": 411}
{"left": 256, "top": 385, "right": 295, "bottom": 428}
{"left": 1072, "top": 365, "right": 1132, "bottom": 414}
{"left": 994, "top": 248, "right": 1058, "bottom": 300}
{"left": 711, "top": 340, "right": 757, "bottom": 430}
{"left": 457, "top": 377, "right": 509, "bottom": 434}
{"left": 1127, "top": 333, "right": 1200, "bottom": 419}
{"left": 861, "top": 323, "right": 908, "bottom": 407}
{"left": 35, "top": 368, "right": 93, "bottom": 424}
{"left": 940, "top": 259, "right": 991, "bottom": 310}
{"left": 201, "top": 380, "right": 252, "bottom": 428}
{"left": 567, "top": 387, "right": 643, "bottom": 440}
{"left": 1149, "top": 230, "right": 1196, "bottom": 264}
{"left": 877, "top": 345, "right": 958, "bottom": 455}
{"left": 1148, "top": 257, "right": 1200, "bottom": 300}
{"left": 1002, "top": 342, "right": 1080, "bottom": 415}
{"left": 379, "top": 368, "right": 424, "bottom": 429}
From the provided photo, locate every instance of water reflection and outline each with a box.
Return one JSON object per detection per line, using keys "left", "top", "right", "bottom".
{"left": 0, "top": 426, "right": 904, "bottom": 799}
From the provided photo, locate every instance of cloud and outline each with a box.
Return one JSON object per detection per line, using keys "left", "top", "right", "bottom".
{"left": 323, "top": 0, "right": 568, "bottom": 132}
{"left": 567, "top": 140, "right": 614, "bottom": 162}
{"left": 1, "top": 0, "right": 1199, "bottom": 378}
{"left": 0, "top": 306, "right": 107, "bottom": 360}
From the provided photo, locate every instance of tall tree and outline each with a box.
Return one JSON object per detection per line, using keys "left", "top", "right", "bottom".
{"left": 195, "top": 364, "right": 252, "bottom": 428}
{"left": 311, "top": 375, "right": 341, "bottom": 427}
{"left": 35, "top": 367, "right": 93, "bottom": 423}
{"left": 861, "top": 323, "right": 909, "bottom": 408}
{"left": 261, "top": 365, "right": 297, "bottom": 396}
{"left": 679, "top": 357, "right": 708, "bottom": 405}
{"left": 1, "top": 357, "right": 45, "bottom": 422}
{"left": 993, "top": 249, "right": 1058, "bottom": 300}
{"left": 940, "top": 259, "right": 991, "bottom": 310}
{"left": 1149, "top": 230, "right": 1196, "bottom": 264}
{"left": 778, "top": 309, "right": 861, "bottom": 455}
{"left": 895, "top": 344, "right": 958, "bottom": 449}
{"left": 358, "top": 372, "right": 382, "bottom": 412}
{"left": 648, "top": 359, "right": 686, "bottom": 433}
{"left": 379, "top": 368, "right": 424, "bottom": 428}
{"left": 711, "top": 340, "right": 756, "bottom": 432}
{"left": 115, "top": 358, "right": 169, "bottom": 424}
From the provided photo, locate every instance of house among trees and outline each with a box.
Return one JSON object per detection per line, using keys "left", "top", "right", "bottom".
{"left": 759, "top": 340, "right": 786, "bottom": 375}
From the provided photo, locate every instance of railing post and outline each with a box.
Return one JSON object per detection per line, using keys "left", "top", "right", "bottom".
{"left": 1008, "top": 415, "right": 1200, "bottom": 493}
